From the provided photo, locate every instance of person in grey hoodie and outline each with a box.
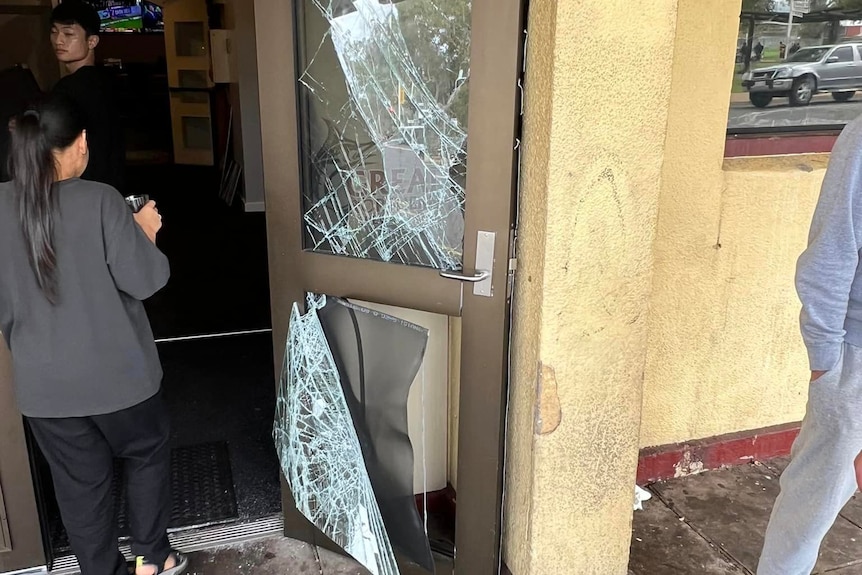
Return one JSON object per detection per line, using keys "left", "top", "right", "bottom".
{"left": 0, "top": 94, "right": 186, "bottom": 575}
{"left": 758, "top": 116, "right": 862, "bottom": 574}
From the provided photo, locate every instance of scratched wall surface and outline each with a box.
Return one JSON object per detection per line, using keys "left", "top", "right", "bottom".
{"left": 639, "top": 0, "right": 828, "bottom": 449}
{"left": 505, "top": 0, "right": 679, "bottom": 572}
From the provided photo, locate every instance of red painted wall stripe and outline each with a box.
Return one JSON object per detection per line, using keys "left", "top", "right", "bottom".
{"left": 637, "top": 422, "right": 800, "bottom": 484}
{"left": 725, "top": 134, "right": 838, "bottom": 157}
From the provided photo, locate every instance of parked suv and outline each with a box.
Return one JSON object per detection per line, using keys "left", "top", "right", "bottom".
{"left": 742, "top": 43, "right": 862, "bottom": 107}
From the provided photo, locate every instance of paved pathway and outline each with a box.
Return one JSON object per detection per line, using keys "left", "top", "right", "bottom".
{"left": 630, "top": 457, "right": 862, "bottom": 574}
{"left": 184, "top": 537, "right": 368, "bottom": 574}
{"left": 154, "top": 456, "right": 862, "bottom": 574}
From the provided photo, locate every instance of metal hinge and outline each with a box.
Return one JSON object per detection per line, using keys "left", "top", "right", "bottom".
{"left": 0, "top": 480, "right": 10, "bottom": 554}
{"left": 507, "top": 227, "right": 518, "bottom": 300}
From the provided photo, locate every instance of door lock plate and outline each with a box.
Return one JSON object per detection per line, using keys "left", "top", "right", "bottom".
{"left": 473, "top": 231, "right": 495, "bottom": 297}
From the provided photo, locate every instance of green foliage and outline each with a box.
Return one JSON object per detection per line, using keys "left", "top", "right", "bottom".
{"left": 396, "top": 0, "right": 471, "bottom": 127}
{"left": 742, "top": 0, "right": 775, "bottom": 11}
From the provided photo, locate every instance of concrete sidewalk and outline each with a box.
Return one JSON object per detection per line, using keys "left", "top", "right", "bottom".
{"left": 182, "top": 537, "right": 369, "bottom": 574}
{"left": 169, "top": 455, "right": 862, "bottom": 574}
{"left": 178, "top": 532, "right": 455, "bottom": 575}
{"left": 629, "top": 457, "right": 862, "bottom": 574}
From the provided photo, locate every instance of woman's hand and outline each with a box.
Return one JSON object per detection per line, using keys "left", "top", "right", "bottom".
{"left": 133, "top": 201, "right": 162, "bottom": 244}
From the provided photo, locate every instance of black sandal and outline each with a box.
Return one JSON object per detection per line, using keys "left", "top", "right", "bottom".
{"left": 135, "top": 550, "right": 188, "bottom": 575}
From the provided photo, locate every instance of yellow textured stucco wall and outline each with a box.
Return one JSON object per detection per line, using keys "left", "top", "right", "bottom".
{"left": 640, "top": 0, "right": 828, "bottom": 447}
{"left": 505, "top": 0, "right": 678, "bottom": 572}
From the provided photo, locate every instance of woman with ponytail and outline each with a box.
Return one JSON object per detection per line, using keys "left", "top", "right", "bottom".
{"left": 0, "top": 94, "right": 187, "bottom": 575}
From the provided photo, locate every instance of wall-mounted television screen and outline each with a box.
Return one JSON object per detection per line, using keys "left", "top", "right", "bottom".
{"left": 142, "top": 1, "right": 163, "bottom": 32}
{"left": 72, "top": 0, "right": 143, "bottom": 32}
{"left": 60, "top": 0, "right": 163, "bottom": 33}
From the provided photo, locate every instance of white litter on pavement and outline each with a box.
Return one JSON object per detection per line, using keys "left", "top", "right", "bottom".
{"left": 634, "top": 485, "right": 653, "bottom": 511}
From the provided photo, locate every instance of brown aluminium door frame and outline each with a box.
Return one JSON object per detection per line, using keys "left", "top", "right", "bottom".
{"left": 0, "top": 338, "right": 46, "bottom": 574}
{"left": 255, "top": 0, "right": 525, "bottom": 572}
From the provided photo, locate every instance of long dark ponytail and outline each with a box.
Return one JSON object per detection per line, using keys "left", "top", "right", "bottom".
{"left": 9, "top": 94, "right": 84, "bottom": 303}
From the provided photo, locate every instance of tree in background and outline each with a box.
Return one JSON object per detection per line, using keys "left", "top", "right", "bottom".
{"left": 742, "top": 0, "right": 775, "bottom": 11}
{"left": 739, "top": 0, "right": 862, "bottom": 68}
{"left": 396, "top": 0, "right": 471, "bottom": 129}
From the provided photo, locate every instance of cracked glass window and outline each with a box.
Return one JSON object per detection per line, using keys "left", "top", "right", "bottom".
{"left": 317, "top": 298, "right": 435, "bottom": 572}
{"left": 274, "top": 295, "right": 402, "bottom": 575}
{"left": 274, "top": 295, "right": 435, "bottom": 574}
{"left": 296, "top": 0, "right": 472, "bottom": 271}
{"left": 728, "top": 3, "right": 862, "bottom": 134}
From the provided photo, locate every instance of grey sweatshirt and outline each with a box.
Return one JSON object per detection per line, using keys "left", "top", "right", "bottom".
{"left": 797, "top": 116, "right": 862, "bottom": 372}
{"left": 0, "top": 179, "right": 169, "bottom": 417}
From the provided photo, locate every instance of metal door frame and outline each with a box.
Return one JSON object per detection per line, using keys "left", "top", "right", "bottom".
{"left": 254, "top": 0, "right": 525, "bottom": 572}
{"left": 0, "top": 339, "right": 46, "bottom": 574}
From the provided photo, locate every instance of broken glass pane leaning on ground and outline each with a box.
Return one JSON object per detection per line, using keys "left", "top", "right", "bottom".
{"left": 317, "top": 297, "right": 435, "bottom": 572}
{"left": 273, "top": 294, "right": 434, "bottom": 574}
{"left": 273, "top": 294, "right": 398, "bottom": 575}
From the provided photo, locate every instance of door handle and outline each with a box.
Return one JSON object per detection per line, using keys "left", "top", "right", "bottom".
{"left": 440, "top": 230, "right": 496, "bottom": 297}
{"left": 439, "top": 269, "right": 491, "bottom": 283}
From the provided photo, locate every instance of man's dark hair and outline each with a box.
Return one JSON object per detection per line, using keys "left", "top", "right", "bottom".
{"left": 51, "top": 1, "right": 101, "bottom": 37}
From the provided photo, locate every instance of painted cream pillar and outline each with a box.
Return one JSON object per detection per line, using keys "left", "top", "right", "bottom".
{"left": 504, "top": 1, "right": 679, "bottom": 573}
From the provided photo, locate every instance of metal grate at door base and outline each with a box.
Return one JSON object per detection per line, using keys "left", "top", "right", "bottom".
{"left": 167, "top": 441, "right": 238, "bottom": 529}
{"left": 50, "top": 441, "right": 238, "bottom": 552}
{"left": 50, "top": 514, "right": 284, "bottom": 575}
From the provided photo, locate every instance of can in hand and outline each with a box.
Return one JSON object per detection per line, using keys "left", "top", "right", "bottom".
{"left": 124, "top": 194, "right": 150, "bottom": 213}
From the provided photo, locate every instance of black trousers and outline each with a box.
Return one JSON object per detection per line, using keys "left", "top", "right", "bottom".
{"left": 28, "top": 392, "right": 172, "bottom": 575}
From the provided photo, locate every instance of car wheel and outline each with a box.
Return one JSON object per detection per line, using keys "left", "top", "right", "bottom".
{"left": 833, "top": 91, "right": 856, "bottom": 102}
{"left": 790, "top": 76, "right": 815, "bottom": 106}
{"left": 749, "top": 93, "right": 773, "bottom": 108}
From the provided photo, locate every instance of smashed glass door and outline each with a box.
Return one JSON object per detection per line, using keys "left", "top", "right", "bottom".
{"left": 256, "top": 0, "right": 522, "bottom": 571}
{"left": 274, "top": 295, "right": 440, "bottom": 574}
{"left": 296, "top": 0, "right": 472, "bottom": 271}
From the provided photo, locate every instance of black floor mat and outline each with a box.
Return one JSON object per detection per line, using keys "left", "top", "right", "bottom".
{"left": 50, "top": 441, "right": 238, "bottom": 552}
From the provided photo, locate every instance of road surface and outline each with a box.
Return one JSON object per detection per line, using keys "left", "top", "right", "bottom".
{"left": 728, "top": 95, "right": 862, "bottom": 130}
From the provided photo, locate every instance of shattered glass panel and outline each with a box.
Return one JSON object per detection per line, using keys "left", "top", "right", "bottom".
{"left": 296, "top": 0, "right": 472, "bottom": 270}
{"left": 317, "top": 298, "right": 434, "bottom": 572}
{"left": 274, "top": 295, "right": 400, "bottom": 575}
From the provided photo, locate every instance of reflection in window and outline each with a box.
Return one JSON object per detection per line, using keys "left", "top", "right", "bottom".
{"left": 788, "top": 47, "right": 831, "bottom": 62}
{"left": 833, "top": 46, "right": 855, "bottom": 61}
{"left": 728, "top": 3, "right": 862, "bottom": 133}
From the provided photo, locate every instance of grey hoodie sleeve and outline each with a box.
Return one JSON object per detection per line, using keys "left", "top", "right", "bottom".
{"left": 796, "top": 121, "right": 862, "bottom": 371}
{"left": 101, "top": 190, "right": 170, "bottom": 300}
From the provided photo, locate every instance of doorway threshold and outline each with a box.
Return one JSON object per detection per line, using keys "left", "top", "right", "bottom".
{"left": 154, "top": 327, "right": 272, "bottom": 344}
{"left": 49, "top": 514, "right": 284, "bottom": 574}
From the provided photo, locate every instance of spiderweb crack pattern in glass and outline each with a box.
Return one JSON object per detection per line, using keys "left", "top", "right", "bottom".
{"left": 301, "top": 0, "right": 469, "bottom": 270}
{"left": 273, "top": 294, "right": 399, "bottom": 575}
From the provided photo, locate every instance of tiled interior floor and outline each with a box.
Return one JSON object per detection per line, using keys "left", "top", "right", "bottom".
{"left": 630, "top": 457, "right": 862, "bottom": 574}
{"left": 160, "top": 332, "right": 282, "bottom": 521}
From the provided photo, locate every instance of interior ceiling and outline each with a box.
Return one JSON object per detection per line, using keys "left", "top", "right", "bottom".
{"left": 0, "top": 0, "right": 52, "bottom": 6}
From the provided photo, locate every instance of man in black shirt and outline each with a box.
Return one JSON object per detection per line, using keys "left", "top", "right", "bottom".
{"left": 50, "top": 1, "right": 126, "bottom": 193}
